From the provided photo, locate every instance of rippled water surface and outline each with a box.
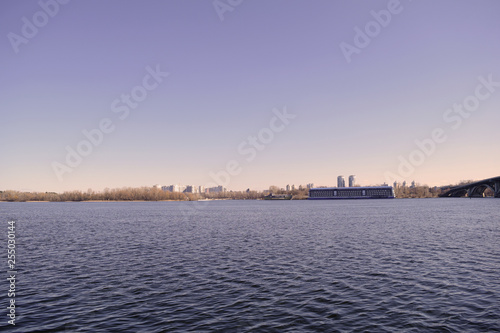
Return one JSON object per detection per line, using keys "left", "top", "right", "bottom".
{"left": 2, "top": 199, "right": 500, "bottom": 332}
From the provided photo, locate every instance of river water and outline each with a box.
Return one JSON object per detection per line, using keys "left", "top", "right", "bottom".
{"left": 2, "top": 199, "right": 499, "bottom": 332}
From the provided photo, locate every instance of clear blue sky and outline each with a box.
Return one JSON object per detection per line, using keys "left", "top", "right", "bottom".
{"left": 1, "top": 0, "right": 500, "bottom": 192}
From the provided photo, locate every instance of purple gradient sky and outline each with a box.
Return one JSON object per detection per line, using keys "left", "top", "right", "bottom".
{"left": 1, "top": 0, "right": 500, "bottom": 192}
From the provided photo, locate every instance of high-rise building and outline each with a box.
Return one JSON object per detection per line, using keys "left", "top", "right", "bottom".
{"left": 162, "top": 184, "right": 185, "bottom": 192}
{"left": 337, "top": 176, "right": 345, "bottom": 188}
{"left": 306, "top": 183, "right": 314, "bottom": 189}
{"left": 162, "top": 185, "right": 173, "bottom": 192}
{"left": 348, "top": 175, "right": 356, "bottom": 187}
{"left": 207, "top": 185, "right": 226, "bottom": 193}
{"left": 286, "top": 184, "right": 291, "bottom": 192}
{"left": 184, "top": 185, "right": 198, "bottom": 193}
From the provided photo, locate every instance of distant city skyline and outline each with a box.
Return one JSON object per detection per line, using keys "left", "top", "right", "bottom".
{"left": 1, "top": 0, "right": 500, "bottom": 193}
{"left": 130, "top": 176, "right": 437, "bottom": 194}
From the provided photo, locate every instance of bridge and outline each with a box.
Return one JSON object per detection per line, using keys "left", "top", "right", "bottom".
{"left": 439, "top": 176, "right": 500, "bottom": 198}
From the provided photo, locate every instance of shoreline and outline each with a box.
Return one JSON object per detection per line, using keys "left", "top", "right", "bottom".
{"left": 0, "top": 197, "right": 487, "bottom": 203}
{"left": 0, "top": 198, "right": 238, "bottom": 203}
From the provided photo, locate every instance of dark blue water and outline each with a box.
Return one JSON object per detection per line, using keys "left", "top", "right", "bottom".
{"left": 2, "top": 199, "right": 499, "bottom": 332}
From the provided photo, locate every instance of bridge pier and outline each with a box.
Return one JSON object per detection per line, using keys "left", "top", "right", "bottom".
{"left": 468, "top": 186, "right": 484, "bottom": 198}
{"left": 440, "top": 176, "right": 500, "bottom": 198}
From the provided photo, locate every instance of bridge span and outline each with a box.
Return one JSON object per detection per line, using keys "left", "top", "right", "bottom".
{"left": 439, "top": 176, "right": 500, "bottom": 198}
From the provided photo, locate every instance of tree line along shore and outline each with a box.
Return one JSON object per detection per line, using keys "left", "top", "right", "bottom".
{"left": 0, "top": 182, "right": 487, "bottom": 202}
{"left": 0, "top": 187, "right": 264, "bottom": 202}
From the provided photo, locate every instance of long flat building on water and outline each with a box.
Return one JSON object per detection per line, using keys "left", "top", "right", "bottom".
{"left": 308, "top": 186, "right": 395, "bottom": 200}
